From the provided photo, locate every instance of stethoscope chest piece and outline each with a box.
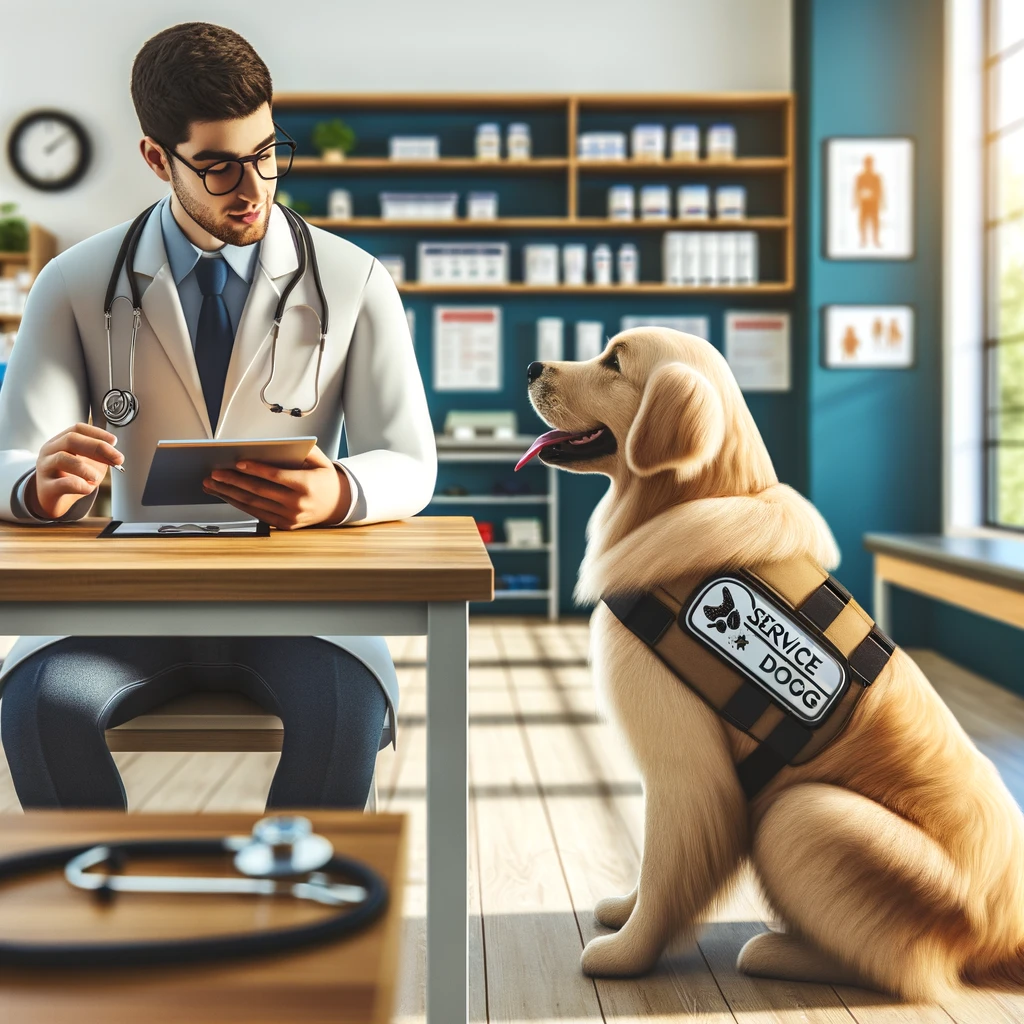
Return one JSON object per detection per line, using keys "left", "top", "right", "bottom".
{"left": 101, "top": 387, "right": 139, "bottom": 428}
{"left": 232, "top": 815, "right": 333, "bottom": 878}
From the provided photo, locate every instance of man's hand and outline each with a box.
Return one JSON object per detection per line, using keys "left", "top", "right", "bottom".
{"left": 202, "top": 444, "right": 353, "bottom": 530}
{"left": 26, "top": 422, "right": 124, "bottom": 520}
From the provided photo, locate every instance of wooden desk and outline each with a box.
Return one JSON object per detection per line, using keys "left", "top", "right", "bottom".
{"left": 0, "top": 516, "right": 493, "bottom": 1024}
{"left": 864, "top": 533, "right": 1024, "bottom": 632}
{"left": 0, "top": 811, "right": 406, "bottom": 1023}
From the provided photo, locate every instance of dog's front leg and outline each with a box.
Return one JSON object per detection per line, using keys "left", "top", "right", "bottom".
{"left": 582, "top": 764, "right": 747, "bottom": 977}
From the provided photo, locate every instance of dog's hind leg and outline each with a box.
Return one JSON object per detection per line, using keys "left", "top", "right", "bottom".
{"left": 594, "top": 885, "right": 637, "bottom": 929}
{"left": 745, "top": 783, "right": 970, "bottom": 1002}
{"left": 581, "top": 772, "right": 747, "bottom": 977}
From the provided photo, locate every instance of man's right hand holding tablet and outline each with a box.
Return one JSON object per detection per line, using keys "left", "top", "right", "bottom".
{"left": 24, "top": 422, "right": 125, "bottom": 520}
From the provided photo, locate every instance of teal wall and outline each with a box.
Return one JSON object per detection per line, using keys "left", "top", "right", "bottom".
{"left": 796, "top": 0, "right": 1024, "bottom": 697}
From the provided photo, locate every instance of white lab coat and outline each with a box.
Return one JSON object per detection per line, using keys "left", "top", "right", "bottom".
{"left": 0, "top": 198, "right": 438, "bottom": 751}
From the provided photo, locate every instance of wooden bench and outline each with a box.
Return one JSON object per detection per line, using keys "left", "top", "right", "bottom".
{"left": 864, "top": 533, "right": 1024, "bottom": 634}
{"left": 105, "top": 692, "right": 378, "bottom": 812}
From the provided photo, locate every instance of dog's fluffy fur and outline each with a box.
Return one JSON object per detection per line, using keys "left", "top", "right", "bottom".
{"left": 525, "top": 326, "right": 1024, "bottom": 1002}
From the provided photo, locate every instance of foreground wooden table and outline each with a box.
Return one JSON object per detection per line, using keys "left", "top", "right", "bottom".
{"left": 0, "top": 811, "right": 407, "bottom": 1023}
{"left": 0, "top": 517, "right": 494, "bottom": 1024}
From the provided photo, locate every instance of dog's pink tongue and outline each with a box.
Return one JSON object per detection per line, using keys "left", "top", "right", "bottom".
{"left": 515, "top": 429, "right": 575, "bottom": 471}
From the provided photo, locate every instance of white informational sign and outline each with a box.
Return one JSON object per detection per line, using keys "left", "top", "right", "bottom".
{"left": 620, "top": 315, "right": 710, "bottom": 340}
{"left": 433, "top": 306, "right": 502, "bottom": 391}
{"left": 724, "top": 311, "right": 790, "bottom": 392}
{"left": 826, "top": 137, "right": 914, "bottom": 259}
{"left": 823, "top": 305, "right": 914, "bottom": 368}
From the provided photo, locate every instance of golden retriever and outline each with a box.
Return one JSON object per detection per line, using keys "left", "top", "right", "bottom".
{"left": 518, "top": 326, "right": 1024, "bottom": 1002}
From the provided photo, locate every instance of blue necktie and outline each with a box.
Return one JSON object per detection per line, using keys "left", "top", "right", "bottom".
{"left": 194, "top": 255, "right": 232, "bottom": 431}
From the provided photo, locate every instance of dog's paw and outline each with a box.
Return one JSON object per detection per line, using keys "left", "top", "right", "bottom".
{"left": 594, "top": 892, "right": 637, "bottom": 930}
{"left": 581, "top": 933, "right": 659, "bottom": 977}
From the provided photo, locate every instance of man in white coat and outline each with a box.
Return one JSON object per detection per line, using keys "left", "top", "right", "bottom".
{"left": 0, "top": 23, "right": 436, "bottom": 809}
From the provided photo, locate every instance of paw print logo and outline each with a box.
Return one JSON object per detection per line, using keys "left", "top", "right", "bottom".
{"left": 703, "top": 586, "right": 741, "bottom": 633}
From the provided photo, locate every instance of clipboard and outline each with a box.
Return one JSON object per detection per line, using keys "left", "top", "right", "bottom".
{"left": 98, "top": 520, "right": 271, "bottom": 538}
{"left": 141, "top": 437, "right": 317, "bottom": 507}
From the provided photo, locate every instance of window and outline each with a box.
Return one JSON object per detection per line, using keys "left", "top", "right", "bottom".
{"left": 985, "top": 0, "right": 1024, "bottom": 527}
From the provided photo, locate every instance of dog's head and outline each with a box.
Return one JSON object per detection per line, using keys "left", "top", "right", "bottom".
{"left": 518, "top": 327, "right": 776, "bottom": 497}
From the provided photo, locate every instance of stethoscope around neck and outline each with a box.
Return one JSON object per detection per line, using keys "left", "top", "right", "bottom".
{"left": 0, "top": 816, "right": 387, "bottom": 967}
{"left": 101, "top": 200, "right": 330, "bottom": 428}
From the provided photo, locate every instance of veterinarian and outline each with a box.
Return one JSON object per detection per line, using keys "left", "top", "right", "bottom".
{"left": 0, "top": 22, "right": 436, "bottom": 809}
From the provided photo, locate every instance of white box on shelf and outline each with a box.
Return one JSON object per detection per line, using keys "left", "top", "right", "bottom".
{"left": 389, "top": 135, "right": 440, "bottom": 160}
{"left": 700, "top": 233, "right": 721, "bottom": 285}
{"left": 715, "top": 185, "right": 747, "bottom": 219}
{"left": 578, "top": 132, "right": 627, "bottom": 160}
{"left": 380, "top": 192, "right": 458, "bottom": 220}
{"left": 562, "top": 243, "right": 587, "bottom": 285}
{"left": 467, "top": 192, "right": 499, "bottom": 220}
{"left": 736, "top": 232, "right": 759, "bottom": 284}
{"left": 475, "top": 123, "right": 501, "bottom": 160}
{"left": 575, "top": 321, "right": 605, "bottom": 361}
{"left": 662, "top": 232, "right": 685, "bottom": 285}
{"left": 328, "top": 189, "right": 352, "bottom": 219}
{"left": 677, "top": 184, "right": 710, "bottom": 220}
{"left": 640, "top": 184, "right": 671, "bottom": 220}
{"left": 608, "top": 185, "right": 635, "bottom": 221}
{"left": 536, "top": 318, "right": 564, "bottom": 361}
{"left": 417, "top": 242, "right": 510, "bottom": 284}
{"left": 718, "top": 232, "right": 739, "bottom": 286}
{"left": 670, "top": 124, "right": 700, "bottom": 161}
{"left": 631, "top": 123, "right": 666, "bottom": 161}
{"left": 504, "top": 517, "right": 544, "bottom": 547}
{"left": 707, "top": 123, "right": 737, "bottom": 161}
{"left": 524, "top": 244, "right": 560, "bottom": 285}
{"left": 379, "top": 255, "right": 406, "bottom": 284}
{"left": 617, "top": 243, "right": 639, "bottom": 285}
{"left": 507, "top": 123, "right": 532, "bottom": 161}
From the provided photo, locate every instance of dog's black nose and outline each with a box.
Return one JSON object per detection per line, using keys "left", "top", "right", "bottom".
{"left": 527, "top": 361, "right": 545, "bottom": 384}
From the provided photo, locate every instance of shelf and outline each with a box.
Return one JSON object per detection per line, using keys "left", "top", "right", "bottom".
{"left": 0, "top": 252, "right": 29, "bottom": 264}
{"left": 400, "top": 282, "right": 792, "bottom": 295}
{"left": 309, "top": 216, "right": 789, "bottom": 231}
{"left": 576, "top": 157, "right": 789, "bottom": 173}
{"left": 0, "top": 312, "right": 22, "bottom": 323}
{"left": 291, "top": 157, "right": 568, "bottom": 173}
{"left": 430, "top": 494, "right": 551, "bottom": 504}
{"left": 492, "top": 590, "right": 551, "bottom": 599}
{"left": 274, "top": 93, "right": 571, "bottom": 110}
{"left": 486, "top": 543, "right": 551, "bottom": 551}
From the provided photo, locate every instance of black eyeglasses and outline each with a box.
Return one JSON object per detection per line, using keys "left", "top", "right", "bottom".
{"left": 157, "top": 121, "right": 297, "bottom": 196}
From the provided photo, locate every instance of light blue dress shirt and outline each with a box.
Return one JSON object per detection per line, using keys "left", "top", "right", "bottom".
{"left": 159, "top": 195, "right": 259, "bottom": 349}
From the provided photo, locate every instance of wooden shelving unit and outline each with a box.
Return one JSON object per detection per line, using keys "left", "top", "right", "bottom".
{"left": 274, "top": 91, "right": 796, "bottom": 294}
{"left": 0, "top": 225, "right": 56, "bottom": 329}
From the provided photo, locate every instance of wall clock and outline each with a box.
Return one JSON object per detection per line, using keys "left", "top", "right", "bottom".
{"left": 7, "top": 110, "right": 92, "bottom": 191}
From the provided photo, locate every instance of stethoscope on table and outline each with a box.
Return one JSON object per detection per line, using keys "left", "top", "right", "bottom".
{"left": 0, "top": 816, "right": 387, "bottom": 967}
{"left": 101, "top": 200, "right": 330, "bottom": 428}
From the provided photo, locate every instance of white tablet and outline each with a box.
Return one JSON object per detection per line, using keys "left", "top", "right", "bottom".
{"left": 141, "top": 437, "right": 318, "bottom": 507}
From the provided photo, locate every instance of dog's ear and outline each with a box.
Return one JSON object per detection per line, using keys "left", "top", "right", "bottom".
{"left": 625, "top": 362, "right": 725, "bottom": 478}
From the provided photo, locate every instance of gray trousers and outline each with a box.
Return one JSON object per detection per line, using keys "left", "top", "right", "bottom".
{"left": 0, "top": 636, "right": 386, "bottom": 810}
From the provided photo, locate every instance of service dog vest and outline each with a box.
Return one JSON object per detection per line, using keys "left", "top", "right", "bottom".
{"left": 601, "top": 556, "right": 894, "bottom": 799}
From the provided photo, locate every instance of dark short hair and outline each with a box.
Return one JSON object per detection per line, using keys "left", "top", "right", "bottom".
{"left": 130, "top": 22, "right": 273, "bottom": 148}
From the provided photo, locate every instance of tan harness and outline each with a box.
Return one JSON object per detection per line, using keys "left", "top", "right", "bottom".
{"left": 602, "top": 556, "right": 895, "bottom": 798}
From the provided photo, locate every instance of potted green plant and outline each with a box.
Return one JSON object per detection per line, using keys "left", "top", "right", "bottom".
{"left": 311, "top": 119, "right": 356, "bottom": 163}
{"left": 0, "top": 203, "right": 29, "bottom": 253}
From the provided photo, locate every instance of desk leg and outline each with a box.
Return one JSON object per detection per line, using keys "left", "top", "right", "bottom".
{"left": 873, "top": 563, "right": 891, "bottom": 634}
{"left": 426, "top": 601, "right": 469, "bottom": 1024}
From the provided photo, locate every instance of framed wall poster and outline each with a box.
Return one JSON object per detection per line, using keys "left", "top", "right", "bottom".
{"left": 724, "top": 311, "right": 790, "bottom": 392}
{"left": 825, "top": 137, "right": 914, "bottom": 260}
{"left": 433, "top": 306, "right": 502, "bottom": 390}
{"left": 822, "top": 305, "right": 915, "bottom": 369}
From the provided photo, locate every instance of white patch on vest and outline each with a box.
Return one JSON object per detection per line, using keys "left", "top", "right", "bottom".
{"left": 683, "top": 576, "right": 845, "bottom": 725}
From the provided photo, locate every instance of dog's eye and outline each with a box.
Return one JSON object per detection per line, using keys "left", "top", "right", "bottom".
{"left": 603, "top": 352, "right": 620, "bottom": 372}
